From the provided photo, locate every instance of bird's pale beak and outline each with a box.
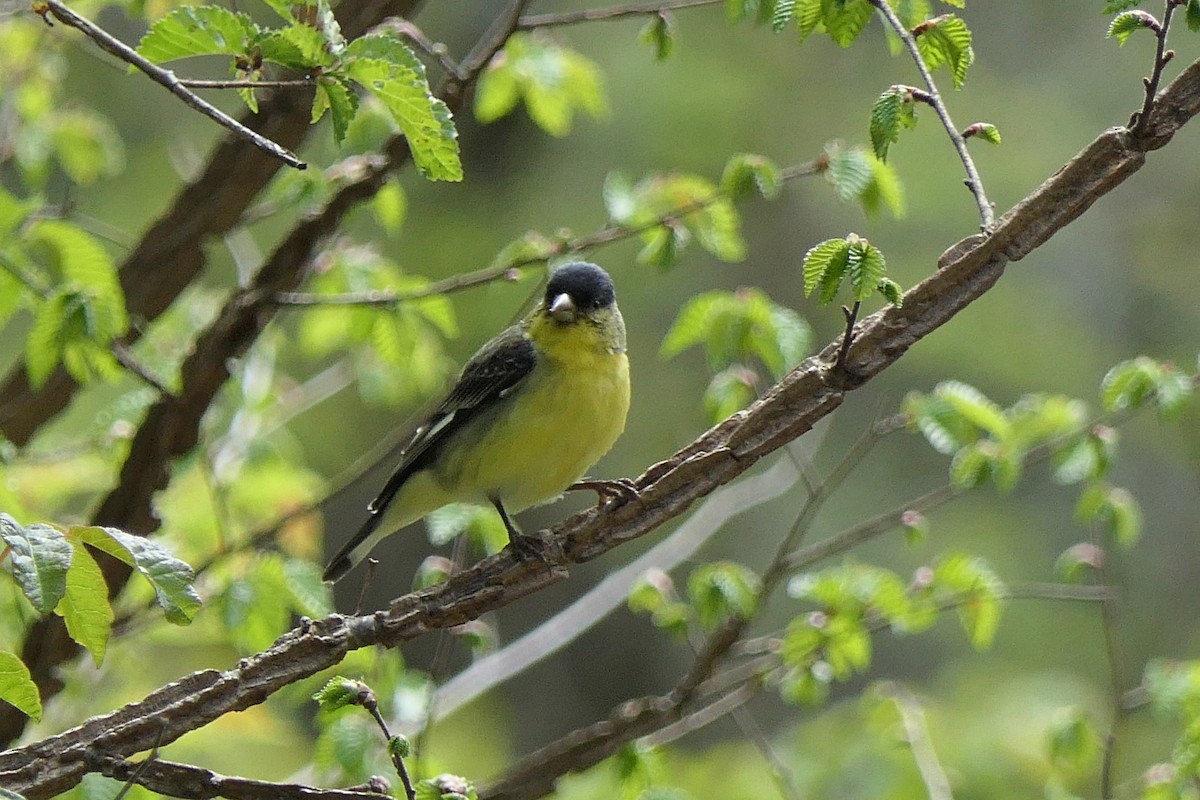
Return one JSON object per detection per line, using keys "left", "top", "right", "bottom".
{"left": 549, "top": 292, "right": 576, "bottom": 322}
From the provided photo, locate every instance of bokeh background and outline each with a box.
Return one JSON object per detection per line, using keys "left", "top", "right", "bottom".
{"left": 3, "top": 1, "right": 1200, "bottom": 797}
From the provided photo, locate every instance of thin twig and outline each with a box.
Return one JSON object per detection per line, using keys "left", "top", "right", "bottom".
{"left": 177, "top": 78, "right": 316, "bottom": 90}
{"left": 880, "top": 683, "right": 955, "bottom": 800}
{"left": 35, "top": 0, "right": 306, "bottom": 170}
{"left": 1131, "top": 0, "right": 1186, "bottom": 136}
{"left": 869, "top": 0, "right": 993, "bottom": 229}
{"left": 382, "top": 19, "right": 465, "bottom": 81}
{"left": 518, "top": 0, "right": 721, "bottom": 29}
{"left": 101, "top": 755, "right": 387, "bottom": 800}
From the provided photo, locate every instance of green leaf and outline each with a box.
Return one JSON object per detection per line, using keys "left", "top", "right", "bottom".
{"left": 0, "top": 514, "right": 72, "bottom": 614}
{"left": 1108, "top": 10, "right": 1156, "bottom": 45}
{"left": 937, "top": 380, "right": 1011, "bottom": 439}
{"left": 686, "top": 561, "right": 760, "bottom": 629}
{"left": 966, "top": 122, "right": 1002, "bottom": 144}
{"left": 0, "top": 651, "right": 41, "bottom": 721}
{"left": 343, "top": 38, "right": 462, "bottom": 181}
{"left": 846, "top": 237, "right": 886, "bottom": 301}
{"left": 877, "top": 277, "right": 903, "bottom": 305}
{"left": 795, "top": 0, "right": 823, "bottom": 41}
{"left": 1188, "top": 0, "right": 1200, "bottom": 32}
{"left": 56, "top": 539, "right": 113, "bottom": 666}
{"left": 915, "top": 14, "right": 974, "bottom": 88}
{"left": 425, "top": 503, "right": 508, "bottom": 555}
{"left": 660, "top": 288, "right": 811, "bottom": 377}
{"left": 772, "top": 0, "right": 796, "bottom": 30}
{"left": 137, "top": 6, "right": 257, "bottom": 62}
{"left": 870, "top": 86, "right": 919, "bottom": 161}
{"left": 638, "top": 12, "right": 676, "bottom": 60}
{"left": 371, "top": 180, "right": 407, "bottom": 233}
{"left": 475, "top": 33, "right": 607, "bottom": 137}
{"left": 704, "top": 366, "right": 757, "bottom": 422}
{"left": 822, "top": 0, "right": 874, "bottom": 46}
{"left": 1100, "top": 356, "right": 1161, "bottom": 412}
{"left": 861, "top": 155, "right": 907, "bottom": 217}
{"left": 1104, "top": 487, "right": 1142, "bottom": 547}
{"left": 315, "top": 77, "right": 359, "bottom": 143}
{"left": 27, "top": 220, "right": 126, "bottom": 335}
{"left": 933, "top": 553, "right": 1005, "bottom": 650}
{"left": 1046, "top": 707, "right": 1100, "bottom": 771}
{"left": 720, "top": 153, "right": 782, "bottom": 199}
{"left": 825, "top": 144, "right": 873, "bottom": 203}
{"left": 948, "top": 442, "right": 995, "bottom": 489}
{"left": 73, "top": 526, "right": 201, "bottom": 624}
{"left": 802, "top": 238, "right": 850, "bottom": 299}
{"left": 313, "top": 676, "right": 369, "bottom": 710}
{"left": 1102, "top": 0, "right": 1143, "bottom": 12}
{"left": 903, "top": 391, "right": 978, "bottom": 454}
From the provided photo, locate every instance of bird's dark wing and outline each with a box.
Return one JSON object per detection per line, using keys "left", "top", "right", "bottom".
{"left": 367, "top": 324, "right": 538, "bottom": 515}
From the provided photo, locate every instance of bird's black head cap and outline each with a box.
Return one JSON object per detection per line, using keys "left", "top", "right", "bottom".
{"left": 546, "top": 262, "right": 615, "bottom": 311}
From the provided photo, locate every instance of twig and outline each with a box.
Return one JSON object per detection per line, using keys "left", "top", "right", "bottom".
{"left": 518, "top": 0, "right": 721, "bottom": 29}
{"left": 101, "top": 755, "right": 387, "bottom": 800}
{"left": 382, "top": 19, "right": 465, "bottom": 81}
{"left": 869, "top": 0, "right": 993, "bottom": 229}
{"left": 1131, "top": 0, "right": 1187, "bottom": 137}
{"left": 639, "top": 680, "right": 761, "bottom": 749}
{"left": 1093, "top": 525, "right": 1128, "bottom": 800}
{"left": 879, "top": 683, "right": 955, "bottom": 800}
{"left": 360, "top": 693, "right": 415, "bottom": 800}
{"left": 836, "top": 300, "right": 862, "bottom": 370}
{"left": 178, "top": 78, "right": 316, "bottom": 90}
{"left": 34, "top": 0, "right": 306, "bottom": 170}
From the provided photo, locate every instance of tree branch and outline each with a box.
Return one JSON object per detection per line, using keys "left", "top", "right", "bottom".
{"left": 101, "top": 756, "right": 388, "bottom": 800}
{"left": 36, "top": 0, "right": 306, "bottom": 169}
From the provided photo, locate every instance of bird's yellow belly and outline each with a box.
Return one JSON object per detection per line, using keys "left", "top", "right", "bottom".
{"left": 436, "top": 350, "right": 630, "bottom": 511}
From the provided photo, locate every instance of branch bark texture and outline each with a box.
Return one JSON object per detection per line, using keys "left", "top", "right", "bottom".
{"left": 4, "top": 56, "right": 1199, "bottom": 800}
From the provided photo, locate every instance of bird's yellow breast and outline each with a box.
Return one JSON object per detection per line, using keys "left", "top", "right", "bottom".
{"left": 434, "top": 311, "right": 630, "bottom": 511}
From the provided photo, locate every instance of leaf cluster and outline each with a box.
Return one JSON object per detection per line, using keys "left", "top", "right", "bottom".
{"left": 136, "top": 0, "right": 461, "bottom": 179}
{"left": 802, "top": 233, "right": 902, "bottom": 305}
{"left": 0, "top": 514, "right": 201, "bottom": 720}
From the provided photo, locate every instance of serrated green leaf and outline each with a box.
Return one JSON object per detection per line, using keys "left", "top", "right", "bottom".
{"left": 877, "top": 277, "right": 903, "bottom": 305}
{"left": 916, "top": 14, "right": 974, "bottom": 88}
{"left": 0, "top": 651, "right": 41, "bottom": 721}
{"left": 315, "top": 77, "right": 359, "bottom": 143}
{"left": 267, "top": 22, "right": 334, "bottom": 69}
{"left": 283, "top": 557, "right": 334, "bottom": 617}
{"left": 802, "top": 237, "right": 850, "bottom": 298}
{"left": 137, "top": 6, "right": 257, "bottom": 63}
{"left": 1108, "top": 10, "right": 1155, "bottom": 45}
{"left": 25, "top": 219, "right": 126, "bottom": 338}
{"left": 847, "top": 239, "right": 886, "bottom": 301}
{"left": 1188, "top": 0, "right": 1200, "bottom": 32}
{"left": 74, "top": 526, "right": 201, "bottom": 624}
{"left": 825, "top": 145, "right": 873, "bottom": 203}
{"left": 345, "top": 58, "right": 461, "bottom": 181}
{"left": 0, "top": 515, "right": 71, "bottom": 614}
{"left": 1102, "top": 0, "right": 1144, "bottom": 14}
{"left": 772, "top": 0, "right": 797, "bottom": 31}
{"left": 870, "top": 87, "right": 917, "bottom": 161}
{"left": 822, "top": 0, "right": 874, "bottom": 46}
{"left": 56, "top": 539, "right": 113, "bottom": 666}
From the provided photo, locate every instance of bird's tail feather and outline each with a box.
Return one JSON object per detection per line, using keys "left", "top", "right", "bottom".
{"left": 323, "top": 511, "right": 386, "bottom": 583}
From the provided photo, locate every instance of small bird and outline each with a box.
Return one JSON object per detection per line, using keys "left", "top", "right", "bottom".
{"left": 323, "top": 261, "right": 631, "bottom": 582}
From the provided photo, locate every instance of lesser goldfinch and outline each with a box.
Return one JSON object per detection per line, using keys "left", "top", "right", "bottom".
{"left": 323, "top": 261, "right": 631, "bottom": 582}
